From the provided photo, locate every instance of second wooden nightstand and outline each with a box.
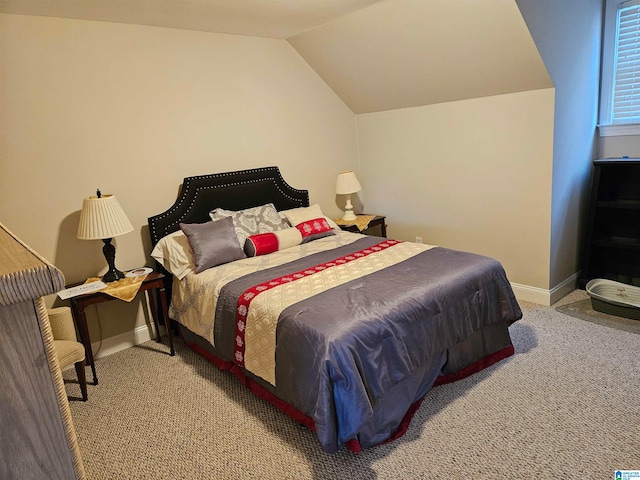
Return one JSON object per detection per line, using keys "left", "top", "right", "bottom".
{"left": 337, "top": 215, "right": 387, "bottom": 237}
{"left": 67, "top": 271, "right": 173, "bottom": 385}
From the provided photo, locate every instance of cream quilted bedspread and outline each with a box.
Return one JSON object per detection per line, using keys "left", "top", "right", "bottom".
{"left": 169, "top": 232, "right": 363, "bottom": 349}
{"left": 170, "top": 231, "right": 435, "bottom": 386}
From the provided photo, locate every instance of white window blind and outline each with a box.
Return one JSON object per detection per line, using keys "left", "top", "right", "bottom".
{"left": 612, "top": 1, "right": 640, "bottom": 123}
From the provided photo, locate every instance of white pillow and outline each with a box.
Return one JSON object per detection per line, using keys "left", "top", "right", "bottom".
{"left": 150, "top": 230, "right": 195, "bottom": 280}
{"left": 282, "top": 204, "right": 340, "bottom": 230}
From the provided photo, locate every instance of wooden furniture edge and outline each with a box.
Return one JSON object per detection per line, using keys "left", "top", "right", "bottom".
{"left": 0, "top": 224, "right": 65, "bottom": 306}
{"left": 0, "top": 222, "right": 86, "bottom": 479}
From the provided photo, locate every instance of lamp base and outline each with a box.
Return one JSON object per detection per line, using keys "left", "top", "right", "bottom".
{"left": 342, "top": 209, "right": 357, "bottom": 221}
{"left": 101, "top": 238, "right": 125, "bottom": 283}
{"left": 101, "top": 269, "right": 125, "bottom": 283}
{"left": 342, "top": 195, "right": 357, "bottom": 221}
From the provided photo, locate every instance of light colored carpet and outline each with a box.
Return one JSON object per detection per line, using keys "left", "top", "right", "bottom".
{"left": 64, "top": 290, "right": 640, "bottom": 479}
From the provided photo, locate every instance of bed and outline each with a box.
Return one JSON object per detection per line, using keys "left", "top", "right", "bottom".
{"left": 148, "top": 166, "right": 522, "bottom": 453}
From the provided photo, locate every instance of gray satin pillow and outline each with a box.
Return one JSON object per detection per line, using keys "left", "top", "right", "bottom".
{"left": 180, "top": 217, "right": 246, "bottom": 273}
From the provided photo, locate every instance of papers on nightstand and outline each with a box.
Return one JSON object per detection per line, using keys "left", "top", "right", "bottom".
{"left": 57, "top": 280, "right": 107, "bottom": 300}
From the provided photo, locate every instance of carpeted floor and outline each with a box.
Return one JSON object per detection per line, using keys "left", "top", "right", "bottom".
{"left": 64, "top": 290, "right": 640, "bottom": 479}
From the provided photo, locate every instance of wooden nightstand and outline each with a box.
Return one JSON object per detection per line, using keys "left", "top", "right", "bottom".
{"left": 67, "top": 271, "right": 173, "bottom": 385}
{"left": 337, "top": 215, "right": 387, "bottom": 237}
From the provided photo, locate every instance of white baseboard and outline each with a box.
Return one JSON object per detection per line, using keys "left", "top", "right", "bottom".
{"left": 92, "top": 324, "right": 165, "bottom": 360}
{"left": 549, "top": 271, "right": 580, "bottom": 305}
{"left": 510, "top": 283, "right": 552, "bottom": 306}
{"left": 511, "top": 271, "right": 580, "bottom": 307}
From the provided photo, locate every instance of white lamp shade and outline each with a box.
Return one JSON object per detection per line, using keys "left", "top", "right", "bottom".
{"left": 336, "top": 171, "right": 362, "bottom": 195}
{"left": 77, "top": 194, "right": 134, "bottom": 240}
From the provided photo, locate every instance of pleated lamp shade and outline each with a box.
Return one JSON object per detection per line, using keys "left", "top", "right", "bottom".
{"left": 77, "top": 194, "right": 133, "bottom": 240}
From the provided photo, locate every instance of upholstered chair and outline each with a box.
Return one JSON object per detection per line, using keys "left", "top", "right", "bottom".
{"left": 47, "top": 306, "right": 88, "bottom": 401}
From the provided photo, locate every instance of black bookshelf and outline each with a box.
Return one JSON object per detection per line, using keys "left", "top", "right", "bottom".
{"left": 579, "top": 158, "right": 640, "bottom": 288}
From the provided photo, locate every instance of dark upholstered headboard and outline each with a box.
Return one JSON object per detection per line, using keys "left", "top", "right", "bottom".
{"left": 148, "top": 166, "right": 309, "bottom": 248}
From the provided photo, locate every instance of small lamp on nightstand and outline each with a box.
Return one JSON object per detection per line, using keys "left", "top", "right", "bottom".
{"left": 77, "top": 189, "right": 134, "bottom": 282}
{"left": 336, "top": 170, "right": 361, "bottom": 221}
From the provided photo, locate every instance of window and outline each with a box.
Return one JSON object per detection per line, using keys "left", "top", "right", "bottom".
{"left": 600, "top": 0, "right": 640, "bottom": 135}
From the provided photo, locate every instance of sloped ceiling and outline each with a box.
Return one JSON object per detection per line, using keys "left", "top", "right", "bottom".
{"left": 0, "top": 0, "right": 552, "bottom": 114}
{"left": 290, "top": 0, "right": 553, "bottom": 113}
{"left": 0, "top": 0, "right": 384, "bottom": 38}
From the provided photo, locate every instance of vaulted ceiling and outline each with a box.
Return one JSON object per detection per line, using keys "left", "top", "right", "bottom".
{"left": 0, "top": 0, "right": 552, "bottom": 114}
{"left": 0, "top": 0, "right": 384, "bottom": 38}
{"left": 289, "top": 0, "right": 552, "bottom": 113}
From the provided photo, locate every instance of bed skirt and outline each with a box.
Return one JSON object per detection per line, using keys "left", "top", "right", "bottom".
{"left": 178, "top": 319, "right": 515, "bottom": 453}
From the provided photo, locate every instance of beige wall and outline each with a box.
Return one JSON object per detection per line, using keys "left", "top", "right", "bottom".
{"left": 0, "top": 14, "right": 358, "bottom": 348}
{"left": 356, "top": 89, "right": 555, "bottom": 293}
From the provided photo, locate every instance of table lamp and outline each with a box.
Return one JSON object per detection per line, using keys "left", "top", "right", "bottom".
{"left": 77, "top": 190, "right": 134, "bottom": 282}
{"left": 336, "top": 171, "right": 361, "bottom": 221}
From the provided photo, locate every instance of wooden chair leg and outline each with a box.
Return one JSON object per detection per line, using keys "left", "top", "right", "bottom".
{"left": 75, "top": 360, "right": 88, "bottom": 401}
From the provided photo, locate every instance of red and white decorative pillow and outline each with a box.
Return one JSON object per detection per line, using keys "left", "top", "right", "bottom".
{"left": 244, "top": 228, "right": 303, "bottom": 257}
{"left": 244, "top": 217, "right": 336, "bottom": 257}
{"left": 295, "top": 217, "right": 335, "bottom": 243}
{"left": 281, "top": 204, "right": 340, "bottom": 230}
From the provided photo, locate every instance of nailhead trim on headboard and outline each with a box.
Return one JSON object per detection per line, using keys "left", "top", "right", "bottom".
{"left": 148, "top": 166, "right": 309, "bottom": 250}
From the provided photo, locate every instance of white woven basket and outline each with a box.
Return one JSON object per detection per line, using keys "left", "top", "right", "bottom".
{"left": 585, "top": 278, "right": 640, "bottom": 320}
